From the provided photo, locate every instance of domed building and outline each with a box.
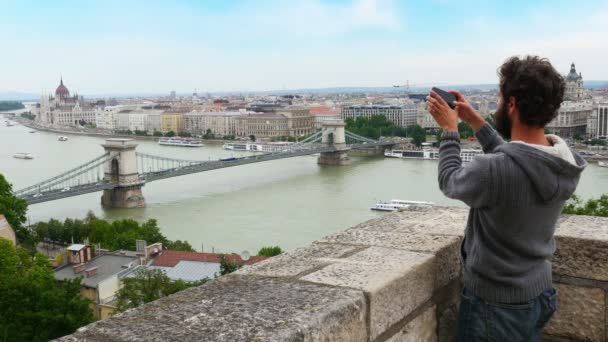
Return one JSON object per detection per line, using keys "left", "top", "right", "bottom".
{"left": 565, "top": 63, "right": 584, "bottom": 101}
{"left": 35, "top": 77, "right": 98, "bottom": 126}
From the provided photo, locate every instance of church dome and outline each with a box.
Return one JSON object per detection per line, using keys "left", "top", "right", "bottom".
{"left": 55, "top": 78, "right": 70, "bottom": 97}
{"left": 566, "top": 63, "right": 581, "bottom": 81}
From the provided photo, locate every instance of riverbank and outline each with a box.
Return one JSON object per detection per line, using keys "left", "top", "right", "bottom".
{"left": 12, "top": 117, "right": 232, "bottom": 145}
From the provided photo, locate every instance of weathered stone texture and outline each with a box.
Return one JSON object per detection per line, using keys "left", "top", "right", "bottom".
{"left": 58, "top": 275, "right": 367, "bottom": 342}
{"left": 544, "top": 283, "right": 605, "bottom": 342}
{"left": 319, "top": 228, "right": 461, "bottom": 289}
{"left": 553, "top": 215, "right": 608, "bottom": 281}
{"left": 385, "top": 306, "right": 437, "bottom": 342}
{"left": 301, "top": 247, "right": 434, "bottom": 340}
{"left": 236, "top": 242, "right": 362, "bottom": 278}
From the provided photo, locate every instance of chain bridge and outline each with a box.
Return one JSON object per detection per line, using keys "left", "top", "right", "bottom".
{"left": 15, "top": 121, "right": 395, "bottom": 208}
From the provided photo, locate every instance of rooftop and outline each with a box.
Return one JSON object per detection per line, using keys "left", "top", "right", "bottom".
{"left": 152, "top": 250, "right": 267, "bottom": 268}
{"left": 54, "top": 253, "right": 139, "bottom": 288}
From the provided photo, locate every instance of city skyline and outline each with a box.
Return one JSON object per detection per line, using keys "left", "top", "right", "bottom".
{"left": 2, "top": 0, "right": 608, "bottom": 94}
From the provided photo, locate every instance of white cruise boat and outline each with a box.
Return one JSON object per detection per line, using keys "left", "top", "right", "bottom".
{"left": 13, "top": 152, "right": 34, "bottom": 160}
{"left": 58, "top": 136, "right": 69, "bottom": 141}
{"left": 599, "top": 161, "right": 608, "bottom": 168}
{"left": 370, "top": 199, "right": 434, "bottom": 212}
{"left": 158, "top": 137, "right": 203, "bottom": 147}
{"left": 385, "top": 147, "right": 482, "bottom": 163}
{"left": 223, "top": 141, "right": 293, "bottom": 153}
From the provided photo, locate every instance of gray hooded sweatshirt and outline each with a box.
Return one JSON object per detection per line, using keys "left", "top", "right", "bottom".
{"left": 439, "top": 123, "right": 587, "bottom": 303}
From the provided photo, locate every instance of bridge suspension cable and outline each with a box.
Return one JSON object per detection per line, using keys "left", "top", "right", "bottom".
{"left": 14, "top": 152, "right": 112, "bottom": 197}
{"left": 344, "top": 131, "right": 378, "bottom": 144}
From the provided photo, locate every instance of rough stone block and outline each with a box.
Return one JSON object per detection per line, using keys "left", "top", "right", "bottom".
{"left": 553, "top": 215, "right": 608, "bottom": 281}
{"left": 235, "top": 242, "right": 362, "bottom": 278}
{"left": 350, "top": 207, "right": 468, "bottom": 236}
{"left": 318, "top": 229, "right": 461, "bottom": 288}
{"left": 385, "top": 306, "right": 437, "bottom": 342}
{"left": 544, "top": 283, "right": 605, "bottom": 341}
{"left": 58, "top": 275, "right": 368, "bottom": 342}
{"left": 300, "top": 246, "right": 435, "bottom": 340}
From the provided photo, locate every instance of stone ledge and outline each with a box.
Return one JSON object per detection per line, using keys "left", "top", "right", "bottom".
{"left": 58, "top": 208, "right": 608, "bottom": 342}
{"left": 58, "top": 274, "right": 368, "bottom": 342}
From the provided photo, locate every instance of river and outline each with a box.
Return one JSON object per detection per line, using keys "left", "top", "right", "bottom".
{"left": 2, "top": 114, "right": 607, "bottom": 254}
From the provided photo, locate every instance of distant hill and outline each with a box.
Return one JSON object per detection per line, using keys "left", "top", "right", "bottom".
{"left": 2, "top": 80, "right": 606, "bottom": 99}
{"left": 0, "top": 91, "right": 38, "bottom": 101}
{"left": 585, "top": 80, "right": 608, "bottom": 89}
{"left": 0, "top": 101, "right": 25, "bottom": 111}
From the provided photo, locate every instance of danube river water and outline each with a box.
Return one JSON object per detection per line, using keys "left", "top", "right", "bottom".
{"left": 2, "top": 115, "right": 607, "bottom": 254}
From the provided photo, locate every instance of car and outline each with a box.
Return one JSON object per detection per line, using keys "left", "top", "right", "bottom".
{"left": 60, "top": 187, "right": 70, "bottom": 192}
{"left": 33, "top": 193, "right": 43, "bottom": 198}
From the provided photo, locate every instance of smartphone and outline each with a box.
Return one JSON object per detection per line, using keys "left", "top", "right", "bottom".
{"left": 431, "top": 87, "right": 457, "bottom": 109}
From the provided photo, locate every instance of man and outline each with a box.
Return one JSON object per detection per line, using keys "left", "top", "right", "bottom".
{"left": 426, "top": 56, "right": 586, "bottom": 341}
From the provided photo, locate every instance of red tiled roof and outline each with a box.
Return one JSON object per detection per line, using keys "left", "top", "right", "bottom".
{"left": 152, "top": 250, "right": 269, "bottom": 267}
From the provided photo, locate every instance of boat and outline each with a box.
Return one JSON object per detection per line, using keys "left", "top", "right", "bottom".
{"left": 158, "top": 137, "right": 203, "bottom": 147}
{"left": 13, "top": 153, "right": 34, "bottom": 160}
{"left": 5, "top": 121, "right": 15, "bottom": 127}
{"left": 58, "top": 136, "right": 69, "bottom": 141}
{"left": 370, "top": 199, "right": 434, "bottom": 212}
{"left": 223, "top": 141, "right": 293, "bottom": 153}
{"left": 29, "top": 130, "right": 36, "bottom": 133}
{"left": 384, "top": 147, "right": 482, "bottom": 162}
{"left": 599, "top": 161, "right": 608, "bottom": 168}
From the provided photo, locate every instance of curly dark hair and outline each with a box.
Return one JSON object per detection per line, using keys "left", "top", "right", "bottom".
{"left": 498, "top": 56, "right": 565, "bottom": 127}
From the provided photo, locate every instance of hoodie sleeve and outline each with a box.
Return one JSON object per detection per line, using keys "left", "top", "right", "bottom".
{"left": 438, "top": 131, "right": 492, "bottom": 208}
{"left": 475, "top": 122, "right": 505, "bottom": 153}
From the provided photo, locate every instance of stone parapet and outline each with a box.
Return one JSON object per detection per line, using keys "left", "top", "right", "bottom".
{"left": 58, "top": 207, "right": 608, "bottom": 341}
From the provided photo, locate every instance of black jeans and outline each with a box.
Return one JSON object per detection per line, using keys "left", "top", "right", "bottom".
{"left": 457, "top": 287, "right": 557, "bottom": 341}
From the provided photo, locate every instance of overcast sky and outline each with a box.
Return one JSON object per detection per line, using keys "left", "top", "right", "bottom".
{"left": 2, "top": 0, "right": 607, "bottom": 95}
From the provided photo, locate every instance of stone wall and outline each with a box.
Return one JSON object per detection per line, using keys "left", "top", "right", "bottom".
{"left": 58, "top": 207, "right": 608, "bottom": 342}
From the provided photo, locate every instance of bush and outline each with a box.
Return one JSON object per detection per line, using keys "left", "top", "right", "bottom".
{"left": 562, "top": 194, "right": 608, "bottom": 217}
{"left": 257, "top": 246, "right": 283, "bottom": 257}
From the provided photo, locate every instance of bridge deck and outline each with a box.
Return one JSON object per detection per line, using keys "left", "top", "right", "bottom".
{"left": 19, "top": 141, "right": 394, "bottom": 204}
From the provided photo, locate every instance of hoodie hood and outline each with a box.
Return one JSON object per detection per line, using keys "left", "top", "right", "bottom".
{"left": 496, "top": 143, "right": 587, "bottom": 202}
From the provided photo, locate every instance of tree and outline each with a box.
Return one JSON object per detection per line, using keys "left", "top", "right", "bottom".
{"left": 562, "top": 194, "right": 608, "bottom": 217}
{"left": 115, "top": 268, "right": 207, "bottom": 312}
{"left": 203, "top": 129, "right": 215, "bottom": 140}
{"left": 458, "top": 121, "right": 475, "bottom": 139}
{"left": 0, "top": 173, "right": 30, "bottom": 247}
{"left": 435, "top": 128, "right": 443, "bottom": 143}
{"left": 165, "top": 131, "right": 176, "bottom": 137}
{"left": 32, "top": 213, "right": 193, "bottom": 253}
{"left": 178, "top": 132, "right": 192, "bottom": 137}
{"left": 0, "top": 239, "right": 95, "bottom": 341}
{"left": 164, "top": 239, "right": 195, "bottom": 252}
{"left": 407, "top": 124, "right": 427, "bottom": 147}
{"left": 485, "top": 114, "right": 495, "bottom": 128}
{"left": 153, "top": 130, "right": 163, "bottom": 137}
{"left": 249, "top": 134, "right": 256, "bottom": 142}
{"left": 257, "top": 246, "right": 283, "bottom": 257}
{"left": 20, "top": 112, "right": 36, "bottom": 120}
{"left": 219, "top": 255, "right": 242, "bottom": 275}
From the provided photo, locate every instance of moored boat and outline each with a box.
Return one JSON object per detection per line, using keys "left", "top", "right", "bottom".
{"left": 370, "top": 199, "right": 434, "bottom": 212}
{"left": 599, "top": 161, "right": 608, "bottom": 168}
{"left": 158, "top": 137, "right": 203, "bottom": 147}
{"left": 58, "top": 136, "right": 69, "bottom": 141}
{"left": 223, "top": 141, "right": 293, "bottom": 153}
{"left": 384, "top": 147, "right": 482, "bottom": 162}
{"left": 13, "top": 152, "right": 34, "bottom": 159}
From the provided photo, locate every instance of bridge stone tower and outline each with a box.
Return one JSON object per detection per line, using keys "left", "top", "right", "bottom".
{"left": 318, "top": 120, "right": 351, "bottom": 166}
{"left": 101, "top": 139, "right": 145, "bottom": 208}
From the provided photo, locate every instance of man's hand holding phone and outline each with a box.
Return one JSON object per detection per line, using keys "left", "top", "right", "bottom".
{"left": 449, "top": 90, "right": 486, "bottom": 132}
{"left": 427, "top": 89, "right": 458, "bottom": 132}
